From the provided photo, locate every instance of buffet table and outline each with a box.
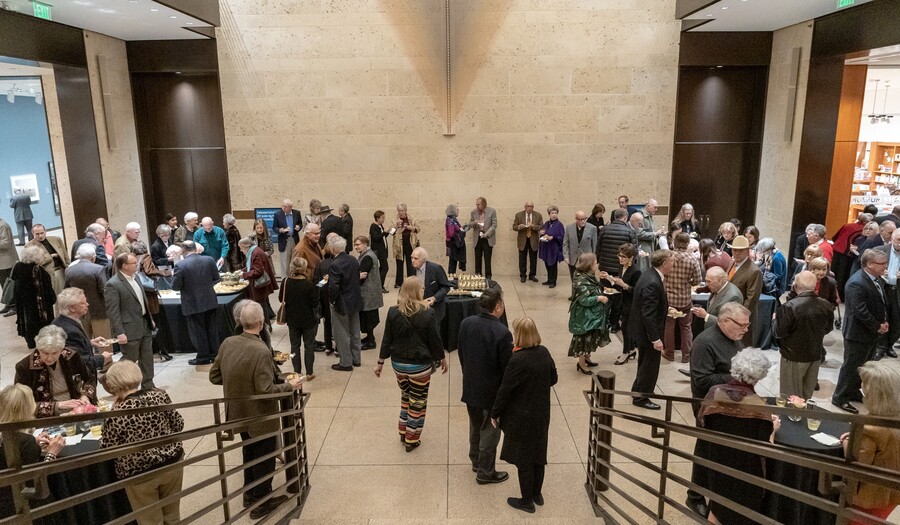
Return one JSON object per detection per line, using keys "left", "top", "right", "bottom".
{"left": 49, "top": 436, "right": 133, "bottom": 523}
{"left": 440, "top": 282, "right": 507, "bottom": 351}
{"left": 156, "top": 289, "right": 247, "bottom": 353}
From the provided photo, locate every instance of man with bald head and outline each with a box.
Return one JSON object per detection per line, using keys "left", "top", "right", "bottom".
{"left": 774, "top": 270, "right": 834, "bottom": 399}
{"left": 411, "top": 247, "right": 452, "bottom": 321}
{"left": 114, "top": 222, "right": 141, "bottom": 256}
{"left": 193, "top": 217, "right": 230, "bottom": 269}
{"left": 563, "top": 210, "right": 598, "bottom": 300}
{"left": 512, "top": 202, "right": 543, "bottom": 283}
{"left": 691, "top": 266, "right": 744, "bottom": 330}
{"left": 637, "top": 198, "right": 666, "bottom": 256}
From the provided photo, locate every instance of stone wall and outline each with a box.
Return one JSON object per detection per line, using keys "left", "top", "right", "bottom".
{"left": 218, "top": 0, "right": 680, "bottom": 275}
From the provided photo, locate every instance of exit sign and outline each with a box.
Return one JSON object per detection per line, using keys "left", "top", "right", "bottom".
{"left": 838, "top": 0, "right": 855, "bottom": 8}
{"left": 33, "top": 1, "right": 52, "bottom": 20}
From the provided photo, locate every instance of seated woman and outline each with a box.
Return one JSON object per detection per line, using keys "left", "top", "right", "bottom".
{"left": 698, "top": 348, "right": 780, "bottom": 525}
{"left": 0, "top": 384, "right": 66, "bottom": 523}
{"left": 101, "top": 360, "right": 184, "bottom": 525}
{"left": 14, "top": 325, "right": 96, "bottom": 418}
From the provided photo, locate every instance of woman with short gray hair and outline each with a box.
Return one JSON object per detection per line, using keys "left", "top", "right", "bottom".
{"left": 697, "top": 348, "right": 778, "bottom": 525}
{"left": 152, "top": 224, "right": 173, "bottom": 267}
{"left": 11, "top": 246, "right": 56, "bottom": 349}
{"left": 223, "top": 213, "right": 245, "bottom": 272}
{"left": 445, "top": 204, "right": 467, "bottom": 274}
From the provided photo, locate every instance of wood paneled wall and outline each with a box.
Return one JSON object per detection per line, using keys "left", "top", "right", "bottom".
{"left": 825, "top": 65, "right": 867, "bottom": 236}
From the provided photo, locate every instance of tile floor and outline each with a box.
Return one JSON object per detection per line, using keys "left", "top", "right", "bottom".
{"left": 0, "top": 274, "right": 890, "bottom": 524}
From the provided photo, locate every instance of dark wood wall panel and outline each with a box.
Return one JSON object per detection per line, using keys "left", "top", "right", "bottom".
{"left": 675, "top": 67, "right": 768, "bottom": 143}
{"left": 0, "top": 10, "right": 86, "bottom": 68}
{"left": 826, "top": 65, "right": 867, "bottom": 235}
{"left": 679, "top": 32, "right": 773, "bottom": 67}
{"left": 126, "top": 40, "right": 219, "bottom": 73}
{"left": 190, "top": 149, "right": 230, "bottom": 222}
{"left": 812, "top": 0, "right": 900, "bottom": 59}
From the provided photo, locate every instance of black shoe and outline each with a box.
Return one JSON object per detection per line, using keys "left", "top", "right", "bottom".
{"left": 677, "top": 367, "right": 690, "bottom": 377}
{"left": 160, "top": 352, "right": 174, "bottom": 362}
{"left": 476, "top": 471, "right": 509, "bottom": 484}
{"left": 405, "top": 441, "right": 421, "bottom": 453}
{"left": 314, "top": 347, "right": 326, "bottom": 353}
{"left": 548, "top": 283, "right": 556, "bottom": 289}
{"left": 361, "top": 341, "right": 376, "bottom": 350}
{"left": 507, "top": 497, "right": 535, "bottom": 513}
{"left": 567, "top": 295, "right": 574, "bottom": 301}
{"left": 382, "top": 288, "right": 389, "bottom": 294}
{"left": 837, "top": 401, "right": 859, "bottom": 414}
{"left": 541, "top": 281, "right": 550, "bottom": 285}
{"left": 533, "top": 494, "right": 544, "bottom": 506}
{"left": 188, "top": 358, "right": 213, "bottom": 366}
{"left": 529, "top": 276, "right": 538, "bottom": 282}
{"left": 0, "top": 307, "right": 8, "bottom": 314}
{"left": 874, "top": 352, "right": 885, "bottom": 361}
{"left": 685, "top": 496, "right": 709, "bottom": 518}
{"left": 633, "top": 399, "right": 661, "bottom": 410}
{"left": 471, "top": 466, "right": 477, "bottom": 473}
{"left": 585, "top": 358, "right": 598, "bottom": 367}
{"left": 352, "top": 362, "right": 361, "bottom": 367}
{"left": 520, "top": 276, "right": 526, "bottom": 283}
{"left": 3, "top": 310, "right": 14, "bottom": 317}
{"left": 609, "top": 325, "right": 620, "bottom": 334}
{"left": 243, "top": 494, "right": 259, "bottom": 508}
{"left": 331, "top": 364, "right": 353, "bottom": 371}
{"left": 815, "top": 382, "right": 821, "bottom": 391}
{"left": 249, "top": 495, "right": 288, "bottom": 520}
{"left": 614, "top": 350, "right": 636, "bottom": 365}
{"left": 394, "top": 284, "right": 401, "bottom": 289}
{"left": 576, "top": 363, "right": 592, "bottom": 375}
{"left": 888, "top": 349, "right": 898, "bottom": 358}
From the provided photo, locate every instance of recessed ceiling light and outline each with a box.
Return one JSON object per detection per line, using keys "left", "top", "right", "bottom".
{"left": 98, "top": 8, "right": 115, "bottom": 13}
{"left": 706, "top": 13, "right": 713, "bottom": 17}
{"left": 722, "top": 6, "right": 728, "bottom": 9}
{"left": 150, "top": 8, "right": 158, "bottom": 11}
{"left": 169, "top": 15, "right": 177, "bottom": 19}
{"left": 186, "top": 22, "right": 193, "bottom": 25}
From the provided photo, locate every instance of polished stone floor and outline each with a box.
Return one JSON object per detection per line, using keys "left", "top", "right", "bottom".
{"left": 0, "top": 273, "right": 890, "bottom": 524}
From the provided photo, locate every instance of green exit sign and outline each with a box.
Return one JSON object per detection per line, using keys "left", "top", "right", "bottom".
{"left": 838, "top": 0, "right": 855, "bottom": 8}
{"left": 33, "top": 1, "right": 52, "bottom": 20}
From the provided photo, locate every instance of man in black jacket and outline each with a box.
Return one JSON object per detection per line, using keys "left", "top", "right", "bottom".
{"left": 319, "top": 206, "right": 343, "bottom": 248}
{"left": 172, "top": 241, "right": 221, "bottom": 365}
{"left": 774, "top": 271, "right": 835, "bottom": 399}
{"left": 630, "top": 249, "right": 673, "bottom": 410}
{"left": 338, "top": 204, "right": 353, "bottom": 253}
{"left": 52, "top": 287, "right": 113, "bottom": 379}
{"left": 597, "top": 208, "right": 637, "bottom": 331}
{"left": 411, "top": 247, "right": 451, "bottom": 322}
{"left": 850, "top": 221, "right": 895, "bottom": 275}
{"left": 458, "top": 288, "right": 513, "bottom": 485}
{"left": 327, "top": 236, "right": 364, "bottom": 371}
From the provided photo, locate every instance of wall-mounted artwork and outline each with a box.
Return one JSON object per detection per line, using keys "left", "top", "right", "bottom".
{"left": 48, "top": 162, "right": 60, "bottom": 215}
{"left": 10, "top": 174, "right": 39, "bottom": 203}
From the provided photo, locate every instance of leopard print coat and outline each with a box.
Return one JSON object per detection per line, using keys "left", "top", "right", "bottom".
{"left": 100, "top": 389, "right": 184, "bottom": 479}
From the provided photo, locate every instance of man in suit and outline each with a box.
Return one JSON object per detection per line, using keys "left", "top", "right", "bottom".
{"left": 457, "top": 288, "right": 512, "bottom": 485}
{"left": 209, "top": 301, "right": 303, "bottom": 519}
{"left": 726, "top": 235, "right": 762, "bottom": 346}
{"left": 563, "top": 211, "right": 599, "bottom": 300}
{"left": 630, "top": 249, "right": 674, "bottom": 410}
{"left": 0, "top": 217, "right": 18, "bottom": 315}
{"left": 28, "top": 224, "right": 69, "bottom": 296}
{"left": 52, "top": 287, "right": 113, "bottom": 379}
{"left": 851, "top": 221, "right": 895, "bottom": 275}
{"left": 411, "top": 247, "right": 452, "bottom": 321}
{"left": 469, "top": 197, "right": 498, "bottom": 279}
{"left": 833, "top": 249, "right": 892, "bottom": 414}
{"left": 338, "top": 204, "right": 353, "bottom": 253}
{"left": 64, "top": 243, "right": 111, "bottom": 339}
{"left": 272, "top": 198, "right": 304, "bottom": 278}
{"left": 106, "top": 253, "right": 155, "bottom": 390}
{"left": 319, "top": 205, "right": 343, "bottom": 247}
{"left": 692, "top": 267, "right": 744, "bottom": 330}
{"left": 637, "top": 198, "right": 665, "bottom": 256}
{"left": 172, "top": 241, "right": 221, "bottom": 365}
{"left": 512, "top": 202, "right": 542, "bottom": 283}
{"left": 327, "top": 235, "right": 364, "bottom": 371}
{"left": 872, "top": 229, "right": 900, "bottom": 359}
{"left": 9, "top": 192, "right": 33, "bottom": 245}
{"left": 70, "top": 223, "right": 109, "bottom": 267}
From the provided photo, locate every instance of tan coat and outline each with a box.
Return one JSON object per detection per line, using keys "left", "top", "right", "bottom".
{"left": 391, "top": 215, "right": 419, "bottom": 260}
{"left": 114, "top": 234, "right": 135, "bottom": 256}
{"left": 853, "top": 425, "right": 900, "bottom": 509}
{"left": 209, "top": 332, "right": 293, "bottom": 437}
{"left": 512, "top": 210, "right": 543, "bottom": 252}
{"left": 0, "top": 218, "right": 18, "bottom": 270}
{"left": 27, "top": 236, "right": 69, "bottom": 293}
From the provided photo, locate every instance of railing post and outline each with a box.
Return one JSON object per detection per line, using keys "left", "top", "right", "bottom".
{"left": 595, "top": 371, "right": 615, "bottom": 491}
{"left": 3, "top": 430, "right": 33, "bottom": 525}
{"left": 212, "top": 401, "right": 231, "bottom": 522}
{"left": 281, "top": 393, "right": 300, "bottom": 496}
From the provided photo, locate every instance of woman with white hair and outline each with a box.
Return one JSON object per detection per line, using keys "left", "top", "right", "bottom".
{"left": 698, "top": 348, "right": 779, "bottom": 525}
{"left": 151, "top": 224, "right": 173, "bottom": 267}
{"left": 14, "top": 325, "right": 96, "bottom": 417}
{"left": 238, "top": 237, "right": 277, "bottom": 325}
{"left": 222, "top": 213, "right": 245, "bottom": 272}
{"left": 755, "top": 237, "right": 787, "bottom": 297}
{"left": 445, "top": 204, "right": 467, "bottom": 274}
{"left": 12, "top": 245, "right": 56, "bottom": 349}
{"left": 673, "top": 203, "right": 700, "bottom": 237}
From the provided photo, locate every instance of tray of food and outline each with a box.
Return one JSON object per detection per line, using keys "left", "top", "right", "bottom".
{"left": 95, "top": 338, "right": 118, "bottom": 347}
{"left": 603, "top": 287, "right": 620, "bottom": 294}
{"left": 274, "top": 351, "right": 291, "bottom": 364}
{"left": 213, "top": 282, "right": 248, "bottom": 294}
{"left": 667, "top": 306, "right": 686, "bottom": 319}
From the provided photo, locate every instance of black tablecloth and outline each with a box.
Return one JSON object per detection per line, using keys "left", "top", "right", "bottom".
{"left": 691, "top": 293, "right": 776, "bottom": 348}
{"left": 763, "top": 402, "right": 848, "bottom": 525}
{"left": 440, "top": 283, "right": 508, "bottom": 351}
{"left": 49, "top": 437, "right": 133, "bottom": 524}
{"left": 157, "top": 291, "right": 246, "bottom": 353}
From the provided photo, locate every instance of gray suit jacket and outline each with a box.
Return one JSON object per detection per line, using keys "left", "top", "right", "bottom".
{"left": 563, "top": 223, "right": 598, "bottom": 264}
{"left": 0, "top": 219, "right": 18, "bottom": 270}
{"left": 9, "top": 194, "right": 32, "bottom": 222}
{"left": 64, "top": 260, "right": 109, "bottom": 318}
{"left": 469, "top": 207, "right": 498, "bottom": 247}
{"left": 704, "top": 281, "right": 744, "bottom": 329}
{"left": 105, "top": 273, "right": 153, "bottom": 340}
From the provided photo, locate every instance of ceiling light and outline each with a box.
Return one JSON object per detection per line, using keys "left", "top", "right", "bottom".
{"left": 175, "top": 71, "right": 182, "bottom": 75}
{"left": 716, "top": 65, "right": 724, "bottom": 68}
{"left": 129, "top": 0, "right": 138, "bottom": 3}
{"left": 186, "top": 22, "right": 193, "bottom": 25}
{"left": 706, "top": 13, "right": 713, "bottom": 17}
{"left": 150, "top": 8, "right": 158, "bottom": 12}
{"left": 169, "top": 15, "right": 176, "bottom": 19}
{"left": 98, "top": 8, "right": 115, "bottom": 13}
{"left": 721, "top": 6, "right": 729, "bottom": 9}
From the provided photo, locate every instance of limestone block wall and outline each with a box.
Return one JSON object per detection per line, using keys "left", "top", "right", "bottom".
{"left": 755, "top": 21, "right": 813, "bottom": 255}
{"left": 218, "top": 0, "right": 680, "bottom": 275}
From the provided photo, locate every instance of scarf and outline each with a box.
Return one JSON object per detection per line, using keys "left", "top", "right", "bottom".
{"left": 245, "top": 246, "right": 256, "bottom": 271}
{"left": 697, "top": 379, "right": 771, "bottom": 428}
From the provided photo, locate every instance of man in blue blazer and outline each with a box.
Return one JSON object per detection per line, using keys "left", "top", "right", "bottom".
{"left": 411, "top": 247, "right": 451, "bottom": 322}
{"left": 630, "top": 249, "right": 674, "bottom": 410}
{"left": 172, "top": 241, "right": 222, "bottom": 365}
{"left": 273, "top": 198, "right": 304, "bottom": 278}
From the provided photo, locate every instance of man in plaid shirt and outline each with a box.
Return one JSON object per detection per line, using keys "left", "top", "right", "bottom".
{"left": 664, "top": 232, "right": 702, "bottom": 362}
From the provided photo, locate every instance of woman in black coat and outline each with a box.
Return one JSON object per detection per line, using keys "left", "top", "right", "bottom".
{"left": 280, "top": 256, "right": 321, "bottom": 379}
{"left": 370, "top": 211, "right": 390, "bottom": 292}
{"left": 606, "top": 244, "right": 641, "bottom": 365}
{"left": 491, "top": 317, "right": 558, "bottom": 513}
{"left": 12, "top": 246, "right": 56, "bottom": 349}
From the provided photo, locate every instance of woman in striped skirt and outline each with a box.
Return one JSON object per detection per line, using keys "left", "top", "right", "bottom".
{"left": 374, "top": 276, "right": 448, "bottom": 452}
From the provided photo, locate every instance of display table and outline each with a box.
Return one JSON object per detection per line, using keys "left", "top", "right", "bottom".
{"left": 690, "top": 293, "right": 776, "bottom": 348}
{"left": 157, "top": 290, "right": 246, "bottom": 353}
{"left": 49, "top": 437, "right": 133, "bottom": 523}
{"left": 763, "top": 401, "right": 848, "bottom": 525}
{"left": 440, "top": 283, "right": 507, "bottom": 351}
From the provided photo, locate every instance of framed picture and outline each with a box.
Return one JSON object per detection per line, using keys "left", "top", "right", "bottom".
{"left": 48, "top": 162, "right": 60, "bottom": 215}
{"left": 10, "top": 174, "right": 39, "bottom": 203}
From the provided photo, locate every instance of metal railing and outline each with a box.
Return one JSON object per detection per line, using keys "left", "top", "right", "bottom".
{"left": 584, "top": 371, "right": 900, "bottom": 525}
{"left": 1, "top": 390, "right": 310, "bottom": 525}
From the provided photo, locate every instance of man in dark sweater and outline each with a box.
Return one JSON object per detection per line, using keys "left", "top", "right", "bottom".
{"left": 773, "top": 271, "right": 835, "bottom": 399}
{"left": 596, "top": 208, "right": 637, "bottom": 331}
{"left": 685, "top": 302, "right": 750, "bottom": 518}
{"left": 457, "top": 288, "right": 513, "bottom": 485}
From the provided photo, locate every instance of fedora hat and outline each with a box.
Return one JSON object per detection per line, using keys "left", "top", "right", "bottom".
{"left": 730, "top": 235, "right": 752, "bottom": 250}
{"left": 319, "top": 205, "right": 333, "bottom": 214}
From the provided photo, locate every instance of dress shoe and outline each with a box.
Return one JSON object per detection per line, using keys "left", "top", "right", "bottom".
{"left": 242, "top": 494, "right": 259, "bottom": 508}
{"left": 520, "top": 276, "right": 526, "bottom": 283}
{"left": 324, "top": 348, "right": 335, "bottom": 356}
{"left": 405, "top": 441, "right": 421, "bottom": 453}
{"left": 529, "top": 276, "right": 538, "bottom": 282}
{"left": 160, "top": 352, "right": 174, "bottom": 362}
{"left": 3, "top": 310, "right": 15, "bottom": 317}
{"left": 662, "top": 353, "right": 675, "bottom": 362}
{"left": 585, "top": 358, "right": 599, "bottom": 367}
{"left": 541, "top": 281, "right": 550, "bottom": 285}
{"left": 352, "top": 362, "right": 361, "bottom": 367}
{"left": 249, "top": 495, "right": 288, "bottom": 520}
{"left": 533, "top": 494, "right": 544, "bottom": 506}
{"left": 815, "top": 382, "right": 820, "bottom": 391}
{"left": 685, "top": 496, "right": 709, "bottom": 518}
{"left": 677, "top": 367, "right": 691, "bottom": 377}
{"left": 361, "top": 341, "right": 376, "bottom": 350}
{"left": 382, "top": 287, "right": 389, "bottom": 294}
{"left": 874, "top": 352, "right": 884, "bottom": 361}
{"left": 837, "top": 401, "right": 859, "bottom": 414}
{"left": 394, "top": 284, "right": 401, "bottom": 289}
{"left": 0, "top": 306, "right": 9, "bottom": 314}
{"left": 887, "top": 349, "right": 898, "bottom": 358}
{"left": 331, "top": 364, "right": 353, "bottom": 372}
{"left": 576, "top": 363, "right": 592, "bottom": 375}
{"left": 681, "top": 354, "right": 691, "bottom": 363}
{"left": 476, "top": 471, "right": 509, "bottom": 484}
{"left": 633, "top": 399, "right": 661, "bottom": 410}
{"left": 609, "top": 325, "right": 620, "bottom": 334}
{"left": 305, "top": 374, "right": 316, "bottom": 381}
{"left": 507, "top": 497, "right": 536, "bottom": 513}
{"left": 548, "top": 283, "right": 556, "bottom": 289}
{"left": 614, "top": 350, "right": 636, "bottom": 365}
{"left": 188, "top": 358, "right": 213, "bottom": 366}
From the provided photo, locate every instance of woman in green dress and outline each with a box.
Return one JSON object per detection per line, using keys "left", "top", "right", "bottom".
{"left": 568, "top": 253, "right": 611, "bottom": 374}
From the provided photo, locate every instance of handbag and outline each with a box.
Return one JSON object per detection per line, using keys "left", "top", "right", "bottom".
{"left": 276, "top": 279, "right": 289, "bottom": 325}
{"left": 136, "top": 272, "right": 156, "bottom": 292}
{"left": 254, "top": 268, "right": 271, "bottom": 289}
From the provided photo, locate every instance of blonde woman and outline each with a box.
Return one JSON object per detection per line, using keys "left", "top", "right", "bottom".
{"left": 375, "top": 276, "right": 447, "bottom": 452}
{"left": 715, "top": 222, "right": 738, "bottom": 256}
{"left": 392, "top": 203, "right": 420, "bottom": 288}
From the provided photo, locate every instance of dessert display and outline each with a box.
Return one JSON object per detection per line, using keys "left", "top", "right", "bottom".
{"left": 214, "top": 272, "right": 248, "bottom": 294}
{"left": 449, "top": 273, "right": 488, "bottom": 295}
{"left": 667, "top": 307, "right": 686, "bottom": 319}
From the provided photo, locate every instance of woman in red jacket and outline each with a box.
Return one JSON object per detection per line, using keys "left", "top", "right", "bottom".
{"left": 239, "top": 237, "right": 277, "bottom": 327}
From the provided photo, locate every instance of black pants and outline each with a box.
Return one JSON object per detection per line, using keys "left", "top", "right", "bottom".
{"left": 185, "top": 308, "right": 219, "bottom": 360}
{"left": 319, "top": 292, "right": 332, "bottom": 349}
{"left": 567, "top": 264, "right": 576, "bottom": 296}
{"left": 474, "top": 238, "right": 492, "bottom": 278}
{"left": 519, "top": 245, "right": 537, "bottom": 278}
{"left": 516, "top": 464, "right": 545, "bottom": 502}
{"left": 687, "top": 439, "right": 709, "bottom": 503}
{"left": 449, "top": 257, "right": 466, "bottom": 274}
{"left": 467, "top": 406, "right": 501, "bottom": 478}
{"left": 395, "top": 238, "right": 414, "bottom": 286}
{"left": 546, "top": 263, "right": 558, "bottom": 284}
{"left": 631, "top": 343, "right": 661, "bottom": 402}
{"left": 833, "top": 338, "right": 877, "bottom": 405}
{"left": 16, "top": 220, "right": 32, "bottom": 245}
{"left": 608, "top": 289, "right": 622, "bottom": 328}
{"left": 289, "top": 324, "right": 318, "bottom": 375}
{"left": 378, "top": 257, "right": 389, "bottom": 288}
{"left": 240, "top": 432, "right": 277, "bottom": 499}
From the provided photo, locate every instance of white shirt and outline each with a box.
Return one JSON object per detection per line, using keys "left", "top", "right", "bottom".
{"left": 122, "top": 272, "right": 146, "bottom": 315}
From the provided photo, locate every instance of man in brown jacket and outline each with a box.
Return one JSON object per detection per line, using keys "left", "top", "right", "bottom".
{"left": 512, "top": 202, "right": 542, "bottom": 283}
{"left": 726, "top": 235, "right": 762, "bottom": 346}
{"left": 209, "top": 301, "right": 303, "bottom": 519}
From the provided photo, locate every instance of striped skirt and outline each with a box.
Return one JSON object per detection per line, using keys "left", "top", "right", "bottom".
{"left": 392, "top": 361, "right": 435, "bottom": 445}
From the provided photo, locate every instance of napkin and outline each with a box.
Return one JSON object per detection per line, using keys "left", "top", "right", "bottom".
{"left": 811, "top": 433, "right": 841, "bottom": 446}
{"left": 65, "top": 434, "right": 84, "bottom": 446}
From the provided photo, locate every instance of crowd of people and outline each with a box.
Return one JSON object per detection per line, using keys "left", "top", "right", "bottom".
{"left": 1, "top": 195, "right": 900, "bottom": 522}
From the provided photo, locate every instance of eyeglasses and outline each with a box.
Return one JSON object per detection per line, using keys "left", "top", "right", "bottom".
{"left": 723, "top": 317, "right": 751, "bottom": 330}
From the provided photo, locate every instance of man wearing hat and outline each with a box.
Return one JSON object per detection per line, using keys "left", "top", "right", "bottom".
{"left": 319, "top": 205, "right": 343, "bottom": 249}
{"left": 726, "top": 235, "right": 762, "bottom": 346}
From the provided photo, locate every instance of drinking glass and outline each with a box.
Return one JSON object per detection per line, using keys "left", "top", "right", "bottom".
{"left": 64, "top": 423, "right": 78, "bottom": 436}
{"left": 806, "top": 400, "right": 821, "bottom": 431}
{"left": 788, "top": 398, "right": 804, "bottom": 422}
{"left": 775, "top": 395, "right": 787, "bottom": 408}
